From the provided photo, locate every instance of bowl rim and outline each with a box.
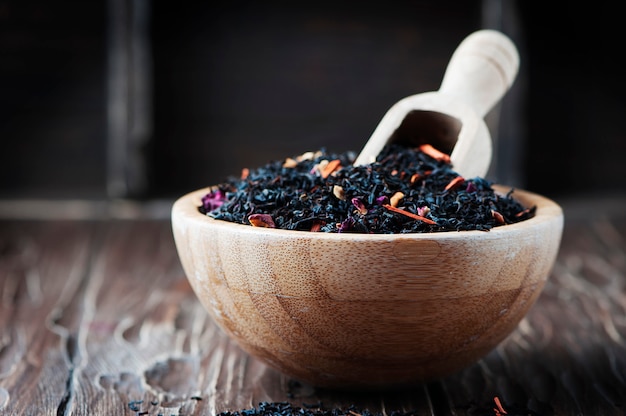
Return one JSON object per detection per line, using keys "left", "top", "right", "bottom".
{"left": 172, "top": 184, "right": 563, "bottom": 241}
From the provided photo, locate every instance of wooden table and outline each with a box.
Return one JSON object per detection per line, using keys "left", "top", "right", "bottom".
{"left": 1, "top": 199, "right": 625, "bottom": 415}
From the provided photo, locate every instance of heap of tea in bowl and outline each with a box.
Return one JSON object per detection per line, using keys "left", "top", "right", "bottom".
{"left": 200, "top": 144, "right": 534, "bottom": 234}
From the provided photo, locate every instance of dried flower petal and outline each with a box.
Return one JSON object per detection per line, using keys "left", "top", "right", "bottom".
{"left": 201, "top": 188, "right": 227, "bottom": 212}
{"left": 297, "top": 151, "right": 316, "bottom": 161}
{"left": 241, "top": 168, "right": 250, "bottom": 180}
{"left": 311, "top": 159, "right": 329, "bottom": 176}
{"left": 283, "top": 157, "right": 298, "bottom": 168}
{"left": 310, "top": 220, "right": 324, "bottom": 232}
{"left": 515, "top": 207, "right": 534, "bottom": 218}
{"left": 418, "top": 144, "right": 451, "bottom": 163}
{"left": 491, "top": 210, "right": 505, "bottom": 225}
{"left": 389, "top": 191, "right": 404, "bottom": 207}
{"left": 332, "top": 185, "right": 346, "bottom": 200}
{"left": 337, "top": 217, "right": 355, "bottom": 232}
{"left": 351, "top": 198, "right": 368, "bottom": 215}
{"left": 410, "top": 172, "right": 423, "bottom": 185}
{"left": 248, "top": 213, "right": 276, "bottom": 228}
{"left": 321, "top": 159, "right": 342, "bottom": 178}
{"left": 494, "top": 396, "right": 507, "bottom": 416}
{"left": 444, "top": 176, "right": 465, "bottom": 191}
{"left": 375, "top": 195, "right": 388, "bottom": 205}
{"left": 417, "top": 206, "right": 431, "bottom": 217}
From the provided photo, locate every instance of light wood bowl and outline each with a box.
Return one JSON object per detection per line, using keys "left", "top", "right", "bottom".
{"left": 171, "top": 185, "right": 563, "bottom": 389}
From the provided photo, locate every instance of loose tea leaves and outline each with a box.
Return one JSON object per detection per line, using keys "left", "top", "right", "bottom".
{"left": 215, "top": 401, "right": 419, "bottom": 416}
{"left": 200, "top": 144, "right": 535, "bottom": 233}
{"left": 214, "top": 398, "right": 540, "bottom": 416}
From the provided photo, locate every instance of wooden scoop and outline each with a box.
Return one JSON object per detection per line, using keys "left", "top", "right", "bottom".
{"left": 353, "top": 29, "right": 519, "bottom": 179}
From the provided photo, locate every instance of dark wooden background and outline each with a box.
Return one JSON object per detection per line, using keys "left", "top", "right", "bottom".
{"left": 1, "top": 1, "right": 625, "bottom": 202}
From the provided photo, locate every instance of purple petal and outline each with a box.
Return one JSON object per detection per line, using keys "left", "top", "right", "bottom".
{"left": 202, "top": 189, "right": 227, "bottom": 211}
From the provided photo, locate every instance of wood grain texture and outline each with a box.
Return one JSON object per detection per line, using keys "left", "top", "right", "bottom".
{"left": 1, "top": 208, "right": 625, "bottom": 415}
{"left": 172, "top": 186, "right": 563, "bottom": 389}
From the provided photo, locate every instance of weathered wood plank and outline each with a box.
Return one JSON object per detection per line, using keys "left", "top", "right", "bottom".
{"left": 0, "top": 221, "right": 94, "bottom": 415}
{"left": 0, "top": 217, "right": 625, "bottom": 415}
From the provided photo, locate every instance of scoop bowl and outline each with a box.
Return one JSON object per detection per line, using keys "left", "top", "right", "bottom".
{"left": 354, "top": 29, "right": 520, "bottom": 179}
{"left": 171, "top": 185, "right": 563, "bottom": 389}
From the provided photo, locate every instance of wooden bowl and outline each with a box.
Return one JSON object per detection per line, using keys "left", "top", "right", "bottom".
{"left": 171, "top": 185, "right": 563, "bottom": 389}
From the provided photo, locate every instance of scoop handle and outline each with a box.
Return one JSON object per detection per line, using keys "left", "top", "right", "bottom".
{"left": 439, "top": 29, "right": 519, "bottom": 118}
